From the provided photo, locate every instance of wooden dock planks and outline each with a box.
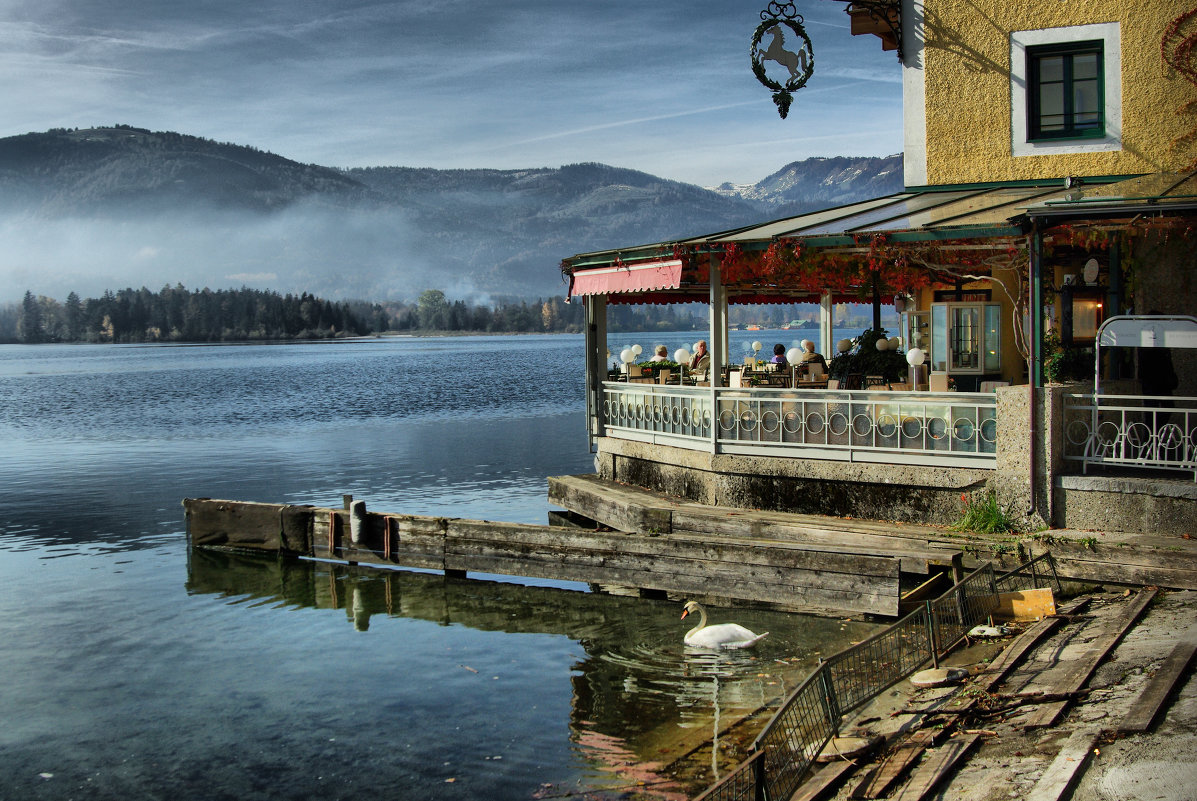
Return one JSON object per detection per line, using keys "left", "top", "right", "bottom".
{"left": 1024, "top": 588, "right": 1158, "bottom": 730}
{"left": 889, "top": 733, "right": 981, "bottom": 801}
{"left": 183, "top": 497, "right": 905, "bottom": 616}
{"left": 1023, "top": 728, "right": 1101, "bottom": 801}
{"left": 1115, "top": 640, "right": 1197, "bottom": 734}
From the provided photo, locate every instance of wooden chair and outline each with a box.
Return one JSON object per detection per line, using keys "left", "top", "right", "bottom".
{"left": 656, "top": 369, "right": 672, "bottom": 385}
{"left": 929, "top": 373, "right": 950, "bottom": 392}
{"left": 980, "top": 380, "right": 1009, "bottom": 393}
{"left": 888, "top": 382, "right": 909, "bottom": 391}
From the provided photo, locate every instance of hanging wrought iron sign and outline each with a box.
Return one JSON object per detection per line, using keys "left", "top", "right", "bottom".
{"left": 750, "top": 2, "right": 814, "bottom": 119}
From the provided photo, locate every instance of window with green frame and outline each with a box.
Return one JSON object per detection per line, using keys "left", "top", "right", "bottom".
{"left": 1027, "top": 40, "right": 1104, "bottom": 140}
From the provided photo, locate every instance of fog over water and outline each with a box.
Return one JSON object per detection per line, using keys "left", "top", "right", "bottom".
{"left": 0, "top": 203, "right": 497, "bottom": 304}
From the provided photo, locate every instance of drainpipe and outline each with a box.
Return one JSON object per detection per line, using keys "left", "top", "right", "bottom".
{"left": 1027, "top": 222, "right": 1042, "bottom": 521}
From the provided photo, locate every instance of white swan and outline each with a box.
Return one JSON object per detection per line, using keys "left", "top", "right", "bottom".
{"left": 680, "top": 600, "right": 769, "bottom": 649}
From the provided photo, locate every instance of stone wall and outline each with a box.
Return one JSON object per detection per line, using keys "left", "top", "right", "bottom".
{"left": 596, "top": 437, "right": 992, "bottom": 526}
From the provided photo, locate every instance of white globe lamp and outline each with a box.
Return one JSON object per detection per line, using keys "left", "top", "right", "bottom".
{"left": 875, "top": 338, "right": 889, "bottom": 352}
{"left": 674, "top": 348, "right": 691, "bottom": 365}
{"left": 631, "top": 344, "right": 643, "bottom": 356}
{"left": 786, "top": 347, "right": 802, "bottom": 364}
{"left": 906, "top": 348, "right": 925, "bottom": 366}
{"left": 888, "top": 337, "right": 901, "bottom": 349}
{"left": 751, "top": 341, "right": 762, "bottom": 355}
{"left": 837, "top": 338, "right": 852, "bottom": 353}
{"left": 620, "top": 348, "right": 635, "bottom": 365}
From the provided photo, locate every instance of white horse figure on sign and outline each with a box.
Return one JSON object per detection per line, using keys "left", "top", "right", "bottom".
{"left": 762, "top": 24, "right": 808, "bottom": 80}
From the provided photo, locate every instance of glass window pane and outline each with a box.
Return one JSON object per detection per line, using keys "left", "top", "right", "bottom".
{"left": 984, "top": 305, "right": 1001, "bottom": 373}
{"left": 1039, "top": 84, "right": 1065, "bottom": 129}
{"left": 1072, "top": 53, "right": 1099, "bottom": 80}
{"left": 1073, "top": 298, "right": 1100, "bottom": 339}
{"left": 931, "top": 305, "right": 947, "bottom": 373}
{"left": 1038, "top": 55, "right": 1064, "bottom": 82}
{"left": 951, "top": 306, "right": 980, "bottom": 370}
{"left": 1073, "top": 79, "right": 1100, "bottom": 125}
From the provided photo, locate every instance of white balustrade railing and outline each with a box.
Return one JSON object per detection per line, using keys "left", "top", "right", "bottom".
{"left": 1063, "top": 393, "right": 1197, "bottom": 480}
{"left": 601, "top": 383, "right": 998, "bottom": 467}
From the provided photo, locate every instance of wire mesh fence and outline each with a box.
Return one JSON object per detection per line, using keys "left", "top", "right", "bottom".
{"left": 694, "top": 554, "right": 1058, "bottom": 801}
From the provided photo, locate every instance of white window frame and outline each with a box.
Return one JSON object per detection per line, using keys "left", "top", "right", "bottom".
{"left": 1011, "top": 23, "right": 1121, "bottom": 158}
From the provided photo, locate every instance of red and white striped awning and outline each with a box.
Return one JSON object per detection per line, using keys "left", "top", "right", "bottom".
{"left": 568, "top": 259, "right": 683, "bottom": 297}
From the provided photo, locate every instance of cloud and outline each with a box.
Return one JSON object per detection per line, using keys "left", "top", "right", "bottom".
{"left": 0, "top": 0, "right": 905, "bottom": 186}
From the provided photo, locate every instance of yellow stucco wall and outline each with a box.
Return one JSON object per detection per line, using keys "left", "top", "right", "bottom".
{"left": 921, "top": 0, "right": 1196, "bottom": 184}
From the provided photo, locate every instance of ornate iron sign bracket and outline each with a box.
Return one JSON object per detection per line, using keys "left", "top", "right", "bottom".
{"left": 752, "top": 1, "right": 902, "bottom": 119}
{"left": 750, "top": 2, "right": 815, "bottom": 119}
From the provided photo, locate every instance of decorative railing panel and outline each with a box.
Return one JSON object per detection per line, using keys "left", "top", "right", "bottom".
{"left": 1062, "top": 393, "right": 1197, "bottom": 480}
{"left": 602, "top": 383, "right": 997, "bottom": 467}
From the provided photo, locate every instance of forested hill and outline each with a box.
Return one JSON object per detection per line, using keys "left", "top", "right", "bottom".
{"left": 0, "top": 125, "right": 370, "bottom": 214}
{"left": 0, "top": 125, "right": 902, "bottom": 303}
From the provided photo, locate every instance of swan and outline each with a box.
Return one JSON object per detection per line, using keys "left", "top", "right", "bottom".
{"left": 680, "top": 600, "right": 769, "bottom": 649}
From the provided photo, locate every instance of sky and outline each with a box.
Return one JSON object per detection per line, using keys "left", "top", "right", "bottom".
{"left": 0, "top": 0, "right": 904, "bottom": 188}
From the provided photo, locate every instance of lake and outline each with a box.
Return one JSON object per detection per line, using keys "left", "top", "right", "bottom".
{"left": 0, "top": 335, "right": 877, "bottom": 801}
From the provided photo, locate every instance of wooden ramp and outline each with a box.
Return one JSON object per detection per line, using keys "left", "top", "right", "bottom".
{"left": 548, "top": 474, "right": 964, "bottom": 577}
{"left": 183, "top": 496, "right": 913, "bottom": 616}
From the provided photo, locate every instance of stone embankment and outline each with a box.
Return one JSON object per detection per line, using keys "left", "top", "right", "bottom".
{"left": 798, "top": 588, "right": 1197, "bottom": 801}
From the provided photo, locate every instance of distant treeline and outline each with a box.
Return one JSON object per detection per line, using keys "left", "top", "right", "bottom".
{"left": 0, "top": 285, "right": 707, "bottom": 344}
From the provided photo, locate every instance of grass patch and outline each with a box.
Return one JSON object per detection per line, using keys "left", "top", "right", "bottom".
{"left": 951, "top": 492, "right": 1023, "bottom": 536}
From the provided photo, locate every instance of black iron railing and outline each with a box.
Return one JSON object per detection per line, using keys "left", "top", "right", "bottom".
{"left": 694, "top": 554, "right": 1059, "bottom": 801}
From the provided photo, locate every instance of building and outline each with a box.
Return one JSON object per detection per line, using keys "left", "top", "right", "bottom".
{"left": 558, "top": 1, "right": 1197, "bottom": 534}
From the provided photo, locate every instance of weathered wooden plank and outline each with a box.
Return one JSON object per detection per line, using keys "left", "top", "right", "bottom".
{"left": 1023, "top": 728, "right": 1100, "bottom": 801}
{"left": 974, "top": 598, "right": 1093, "bottom": 694}
{"left": 447, "top": 538, "right": 896, "bottom": 597}
{"left": 1024, "top": 588, "right": 1158, "bottom": 729}
{"left": 1115, "top": 640, "right": 1197, "bottom": 734}
{"left": 851, "top": 727, "right": 948, "bottom": 799}
{"left": 186, "top": 498, "right": 287, "bottom": 551}
{"left": 449, "top": 519, "right": 904, "bottom": 580}
{"left": 890, "top": 733, "right": 981, "bottom": 801}
{"left": 450, "top": 553, "right": 897, "bottom": 615}
{"left": 547, "top": 474, "right": 675, "bottom": 535}
{"left": 673, "top": 507, "right": 947, "bottom": 547}
{"left": 670, "top": 532, "right": 954, "bottom": 575}
{"left": 789, "top": 760, "right": 857, "bottom": 801}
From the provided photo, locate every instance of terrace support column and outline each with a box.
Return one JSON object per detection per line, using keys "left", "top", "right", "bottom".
{"left": 709, "top": 254, "right": 726, "bottom": 388}
{"left": 820, "top": 292, "right": 834, "bottom": 356}
{"left": 584, "top": 295, "right": 607, "bottom": 449}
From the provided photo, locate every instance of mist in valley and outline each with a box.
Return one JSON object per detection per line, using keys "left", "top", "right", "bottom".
{"left": 0, "top": 200, "right": 502, "bottom": 306}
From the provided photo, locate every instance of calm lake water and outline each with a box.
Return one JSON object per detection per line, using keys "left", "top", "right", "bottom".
{"left": 0, "top": 334, "right": 876, "bottom": 801}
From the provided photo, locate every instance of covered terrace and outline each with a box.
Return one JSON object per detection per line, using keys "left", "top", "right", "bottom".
{"left": 560, "top": 172, "right": 1197, "bottom": 529}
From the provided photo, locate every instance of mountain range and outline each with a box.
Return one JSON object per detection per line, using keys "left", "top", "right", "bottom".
{"left": 0, "top": 125, "right": 903, "bottom": 302}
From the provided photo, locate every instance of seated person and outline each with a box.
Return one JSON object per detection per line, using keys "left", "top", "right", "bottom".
{"left": 689, "top": 340, "right": 709, "bottom": 371}
{"left": 798, "top": 340, "right": 827, "bottom": 372}
{"left": 649, "top": 345, "right": 670, "bottom": 363}
{"left": 770, "top": 343, "right": 788, "bottom": 369}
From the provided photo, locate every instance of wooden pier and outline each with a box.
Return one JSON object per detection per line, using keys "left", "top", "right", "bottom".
{"left": 183, "top": 492, "right": 959, "bottom": 617}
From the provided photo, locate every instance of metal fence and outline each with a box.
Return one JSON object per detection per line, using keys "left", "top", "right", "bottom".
{"left": 695, "top": 554, "right": 1060, "bottom": 801}
{"left": 1062, "top": 393, "right": 1196, "bottom": 481}
{"left": 602, "top": 383, "right": 998, "bottom": 468}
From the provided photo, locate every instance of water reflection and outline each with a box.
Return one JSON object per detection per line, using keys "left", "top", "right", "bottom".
{"left": 187, "top": 549, "right": 878, "bottom": 791}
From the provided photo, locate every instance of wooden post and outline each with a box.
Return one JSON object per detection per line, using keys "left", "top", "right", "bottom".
{"left": 349, "top": 500, "right": 367, "bottom": 545}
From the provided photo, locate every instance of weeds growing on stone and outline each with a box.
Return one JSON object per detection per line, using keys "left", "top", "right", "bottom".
{"left": 951, "top": 492, "right": 1023, "bottom": 535}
